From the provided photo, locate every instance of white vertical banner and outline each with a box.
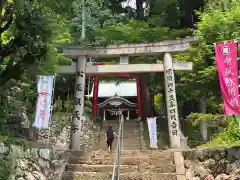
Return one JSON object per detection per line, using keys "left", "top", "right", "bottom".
{"left": 33, "top": 75, "right": 55, "bottom": 129}
{"left": 147, "top": 117, "right": 158, "bottom": 148}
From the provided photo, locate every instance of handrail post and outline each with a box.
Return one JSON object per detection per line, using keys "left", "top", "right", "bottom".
{"left": 111, "top": 113, "right": 124, "bottom": 180}
{"left": 118, "top": 114, "right": 124, "bottom": 179}
{"left": 117, "top": 141, "right": 120, "bottom": 179}
{"left": 122, "top": 114, "right": 124, "bottom": 151}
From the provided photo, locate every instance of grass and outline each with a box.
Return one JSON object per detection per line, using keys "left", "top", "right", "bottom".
{"left": 200, "top": 118, "right": 240, "bottom": 148}
{"left": 202, "top": 134, "right": 240, "bottom": 148}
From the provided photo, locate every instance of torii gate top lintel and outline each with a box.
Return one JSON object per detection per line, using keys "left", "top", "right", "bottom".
{"left": 62, "top": 36, "right": 199, "bottom": 58}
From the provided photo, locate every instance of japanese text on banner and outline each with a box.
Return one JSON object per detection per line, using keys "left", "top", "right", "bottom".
{"left": 215, "top": 41, "right": 240, "bottom": 114}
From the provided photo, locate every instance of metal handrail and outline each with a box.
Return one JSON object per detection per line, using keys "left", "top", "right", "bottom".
{"left": 111, "top": 114, "right": 124, "bottom": 180}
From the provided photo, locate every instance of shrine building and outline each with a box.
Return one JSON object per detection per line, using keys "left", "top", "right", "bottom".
{"left": 87, "top": 80, "right": 138, "bottom": 121}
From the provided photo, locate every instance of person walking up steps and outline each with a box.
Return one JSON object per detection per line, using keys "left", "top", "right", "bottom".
{"left": 105, "top": 125, "right": 118, "bottom": 151}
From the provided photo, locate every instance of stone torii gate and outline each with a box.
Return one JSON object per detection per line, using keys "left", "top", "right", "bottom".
{"left": 60, "top": 37, "right": 198, "bottom": 150}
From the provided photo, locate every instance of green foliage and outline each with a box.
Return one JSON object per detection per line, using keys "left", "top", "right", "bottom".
{"left": 150, "top": 0, "right": 180, "bottom": 28}
{"left": 205, "top": 117, "right": 240, "bottom": 147}
{"left": 185, "top": 113, "right": 229, "bottom": 127}
{"left": 96, "top": 20, "right": 192, "bottom": 45}
{"left": 71, "top": 0, "right": 123, "bottom": 44}
{"left": 154, "top": 93, "right": 166, "bottom": 116}
{"left": 0, "top": 0, "right": 72, "bottom": 178}
{"left": 0, "top": 136, "right": 32, "bottom": 180}
{"left": 84, "top": 100, "right": 93, "bottom": 118}
{"left": 173, "top": 1, "right": 240, "bottom": 114}
{"left": 177, "top": 0, "right": 240, "bottom": 146}
{"left": 0, "top": 153, "right": 15, "bottom": 180}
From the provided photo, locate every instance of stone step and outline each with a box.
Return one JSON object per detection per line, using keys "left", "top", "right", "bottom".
{"left": 102, "top": 128, "right": 140, "bottom": 131}
{"left": 99, "top": 139, "right": 141, "bottom": 144}
{"left": 69, "top": 156, "right": 174, "bottom": 166}
{"left": 66, "top": 164, "right": 176, "bottom": 173}
{"left": 62, "top": 172, "right": 178, "bottom": 180}
{"left": 70, "top": 150, "right": 174, "bottom": 159}
{"left": 99, "top": 141, "right": 141, "bottom": 144}
{"left": 99, "top": 134, "right": 141, "bottom": 138}
{"left": 103, "top": 124, "right": 139, "bottom": 127}
{"left": 97, "top": 146, "right": 142, "bottom": 151}
{"left": 101, "top": 131, "right": 140, "bottom": 134}
{"left": 122, "top": 144, "right": 141, "bottom": 147}
{"left": 114, "top": 139, "right": 141, "bottom": 141}
{"left": 98, "top": 144, "right": 142, "bottom": 150}
{"left": 69, "top": 151, "right": 174, "bottom": 165}
{"left": 109, "top": 126, "right": 139, "bottom": 128}
{"left": 66, "top": 164, "right": 138, "bottom": 172}
{"left": 97, "top": 147, "right": 142, "bottom": 151}
{"left": 103, "top": 123, "right": 138, "bottom": 125}
{"left": 122, "top": 144, "right": 142, "bottom": 147}
{"left": 121, "top": 139, "right": 141, "bottom": 142}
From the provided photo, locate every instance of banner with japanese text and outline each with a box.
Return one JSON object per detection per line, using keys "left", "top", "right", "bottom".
{"left": 215, "top": 40, "right": 240, "bottom": 114}
{"left": 147, "top": 117, "right": 158, "bottom": 148}
{"left": 33, "top": 75, "right": 55, "bottom": 129}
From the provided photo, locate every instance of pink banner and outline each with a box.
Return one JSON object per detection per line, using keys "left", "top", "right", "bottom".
{"left": 215, "top": 40, "right": 240, "bottom": 114}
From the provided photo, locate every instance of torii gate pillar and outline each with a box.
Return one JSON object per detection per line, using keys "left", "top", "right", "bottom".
{"left": 70, "top": 56, "right": 87, "bottom": 150}
{"left": 164, "top": 53, "right": 181, "bottom": 148}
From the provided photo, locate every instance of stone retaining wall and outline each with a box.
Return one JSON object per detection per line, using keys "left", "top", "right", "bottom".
{"left": 0, "top": 144, "right": 69, "bottom": 180}
{"left": 0, "top": 116, "right": 101, "bottom": 180}
{"left": 37, "top": 116, "right": 100, "bottom": 151}
{"left": 183, "top": 146, "right": 240, "bottom": 180}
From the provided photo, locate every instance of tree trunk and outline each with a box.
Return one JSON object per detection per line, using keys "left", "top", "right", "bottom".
{"left": 140, "top": 73, "right": 154, "bottom": 119}
{"left": 199, "top": 96, "right": 208, "bottom": 142}
{"left": 136, "top": 0, "right": 144, "bottom": 20}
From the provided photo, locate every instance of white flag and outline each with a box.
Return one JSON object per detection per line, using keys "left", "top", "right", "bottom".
{"left": 33, "top": 76, "right": 55, "bottom": 129}
{"left": 147, "top": 117, "right": 158, "bottom": 149}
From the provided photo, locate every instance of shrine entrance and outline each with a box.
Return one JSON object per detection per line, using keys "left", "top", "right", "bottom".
{"left": 86, "top": 72, "right": 140, "bottom": 121}
{"left": 84, "top": 61, "right": 143, "bottom": 121}
{"left": 98, "top": 95, "right": 137, "bottom": 121}
{"left": 59, "top": 36, "right": 198, "bottom": 150}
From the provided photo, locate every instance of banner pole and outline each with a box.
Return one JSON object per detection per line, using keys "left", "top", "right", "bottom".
{"left": 47, "top": 74, "right": 57, "bottom": 146}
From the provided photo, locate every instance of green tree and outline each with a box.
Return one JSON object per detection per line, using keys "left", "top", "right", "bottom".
{"left": 176, "top": 0, "right": 240, "bottom": 143}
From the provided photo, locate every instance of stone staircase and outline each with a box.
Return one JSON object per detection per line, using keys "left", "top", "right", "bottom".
{"left": 62, "top": 150, "right": 182, "bottom": 180}
{"left": 99, "top": 119, "right": 142, "bottom": 150}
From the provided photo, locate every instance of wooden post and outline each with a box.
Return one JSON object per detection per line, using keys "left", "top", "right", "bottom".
{"left": 136, "top": 74, "right": 142, "bottom": 119}
{"left": 92, "top": 76, "right": 99, "bottom": 120}
{"left": 57, "top": 96, "right": 61, "bottom": 113}
{"left": 70, "top": 55, "right": 87, "bottom": 150}
{"left": 67, "top": 88, "right": 70, "bottom": 113}
{"left": 127, "top": 110, "right": 130, "bottom": 120}
{"left": 163, "top": 53, "right": 181, "bottom": 148}
{"left": 103, "top": 110, "right": 106, "bottom": 121}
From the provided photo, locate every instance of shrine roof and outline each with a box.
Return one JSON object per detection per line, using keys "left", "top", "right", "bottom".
{"left": 87, "top": 81, "right": 137, "bottom": 98}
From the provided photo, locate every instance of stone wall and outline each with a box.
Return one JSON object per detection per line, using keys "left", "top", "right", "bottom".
{"left": 183, "top": 146, "right": 240, "bottom": 180}
{"left": 78, "top": 118, "right": 100, "bottom": 150}
{"left": 37, "top": 116, "right": 100, "bottom": 151}
{"left": 0, "top": 115, "right": 100, "bottom": 180}
{"left": 0, "top": 144, "right": 69, "bottom": 180}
